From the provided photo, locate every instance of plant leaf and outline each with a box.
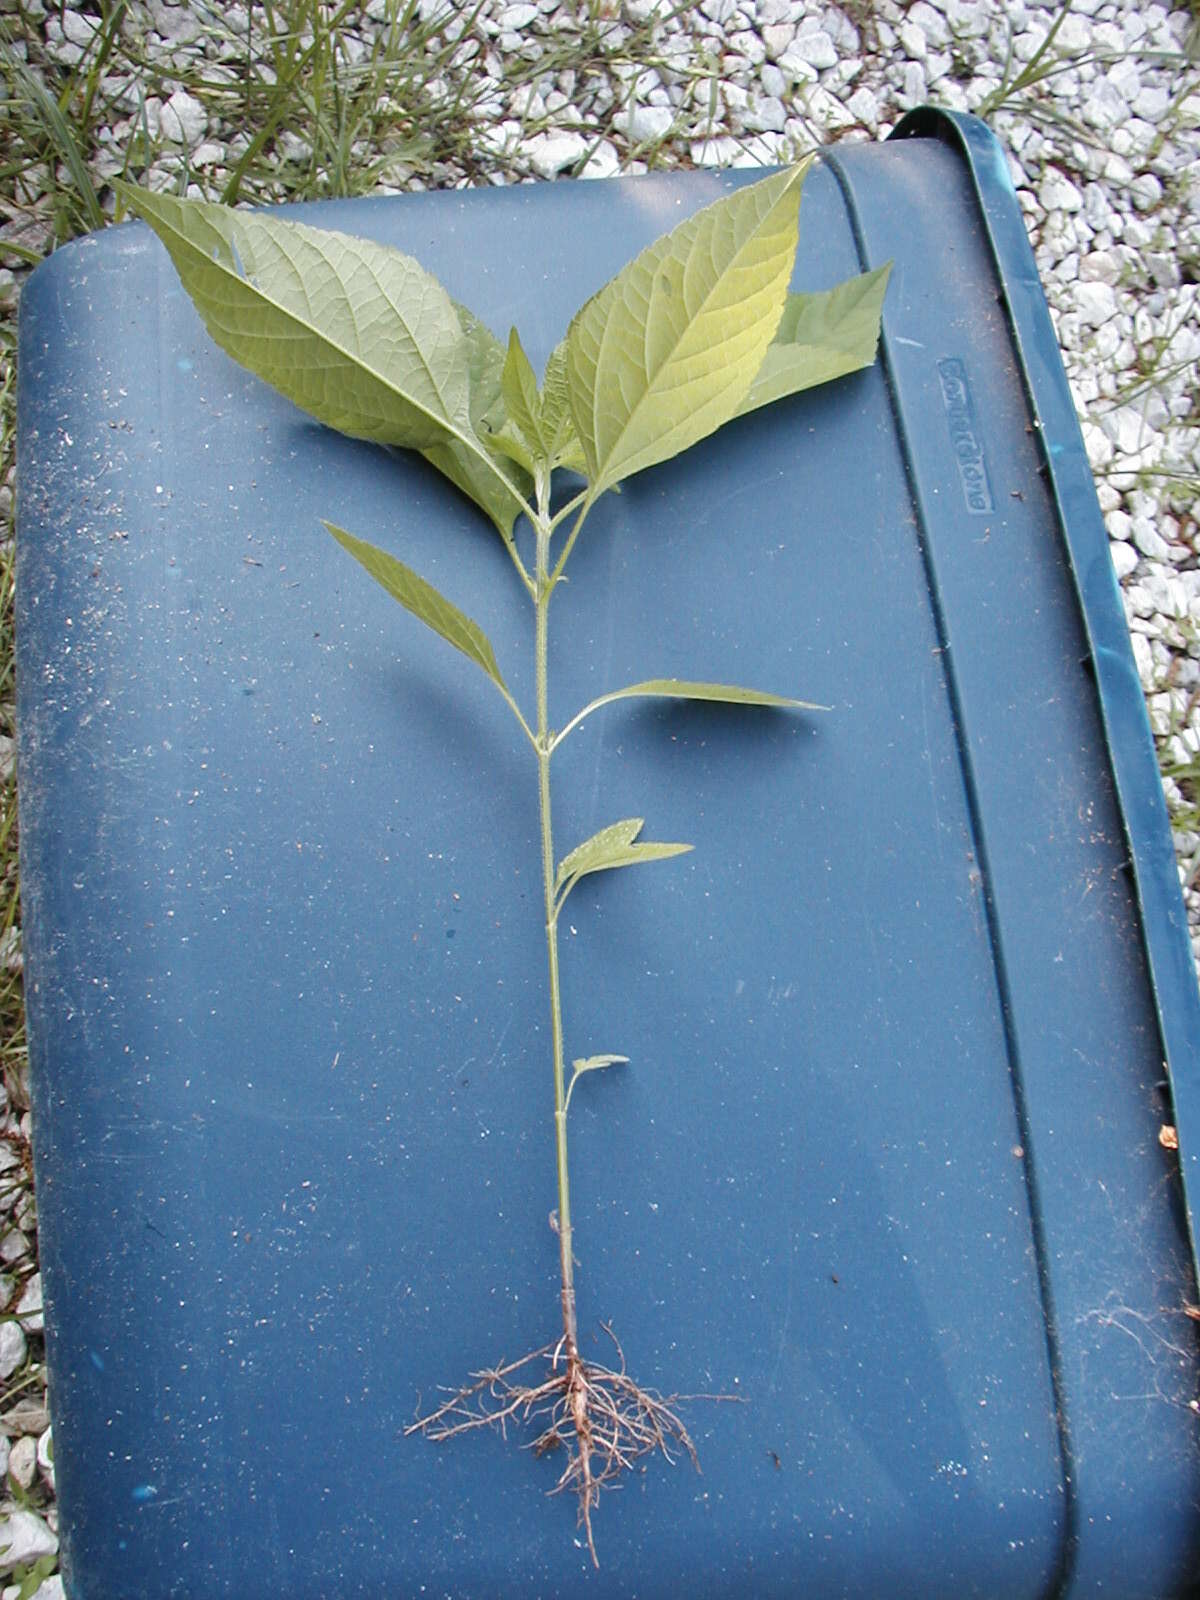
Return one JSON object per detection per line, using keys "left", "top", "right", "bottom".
{"left": 501, "top": 326, "right": 548, "bottom": 459}
{"left": 419, "top": 302, "right": 533, "bottom": 537}
{"left": 564, "top": 1053, "right": 629, "bottom": 1115}
{"left": 117, "top": 183, "right": 469, "bottom": 445}
{"left": 594, "top": 678, "right": 824, "bottom": 709}
{"left": 117, "top": 184, "right": 528, "bottom": 525}
{"left": 736, "top": 263, "right": 892, "bottom": 417}
{"left": 555, "top": 817, "right": 692, "bottom": 895}
{"left": 325, "top": 522, "right": 508, "bottom": 692}
{"left": 555, "top": 678, "right": 825, "bottom": 748}
{"left": 540, "top": 341, "right": 588, "bottom": 473}
{"left": 564, "top": 161, "right": 811, "bottom": 494}
{"left": 572, "top": 1055, "right": 630, "bottom": 1074}
{"left": 557, "top": 818, "right": 643, "bottom": 891}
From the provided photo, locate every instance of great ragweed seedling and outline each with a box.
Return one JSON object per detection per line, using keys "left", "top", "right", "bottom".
{"left": 117, "top": 166, "right": 889, "bottom": 1562}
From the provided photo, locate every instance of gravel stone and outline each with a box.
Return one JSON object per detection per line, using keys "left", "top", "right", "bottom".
{"left": 1130, "top": 172, "right": 1164, "bottom": 211}
{"left": 189, "top": 141, "right": 227, "bottom": 170}
{"left": 0, "top": 1320, "right": 25, "bottom": 1381}
{"left": 16, "top": 1272, "right": 42, "bottom": 1334}
{"left": 846, "top": 85, "right": 880, "bottom": 128}
{"left": 0, "top": 1510, "right": 57, "bottom": 1575}
{"left": 37, "top": 1427, "right": 54, "bottom": 1491}
{"left": 1079, "top": 250, "right": 1120, "bottom": 286}
{"left": 761, "top": 22, "right": 794, "bottom": 58}
{"left": 25, "top": 1578, "right": 65, "bottom": 1600}
{"left": 160, "top": 89, "right": 207, "bottom": 145}
{"left": 0, "top": 1222, "right": 25, "bottom": 1260}
{"left": 943, "top": 0, "right": 990, "bottom": 36}
{"left": 2, "top": 1400, "right": 49, "bottom": 1437}
{"left": 744, "top": 94, "right": 787, "bottom": 132}
{"left": 1074, "top": 280, "right": 1117, "bottom": 324}
{"left": 60, "top": 9, "right": 100, "bottom": 45}
{"left": 613, "top": 104, "right": 675, "bottom": 143}
{"left": 759, "top": 61, "right": 786, "bottom": 97}
{"left": 1132, "top": 517, "right": 1172, "bottom": 562}
{"left": 1082, "top": 79, "right": 1131, "bottom": 131}
{"left": 1039, "top": 169, "right": 1083, "bottom": 213}
{"left": 898, "top": 60, "right": 927, "bottom": 107}
{"left": 8, "top": 1433, "right": 36, "bottom": 1491}
{"left": 43, "top": 16, "right": 86, "bottom": 64}
{"left": 526, "top": 131, "right": 588, "bottom": 176}
{"left": 579, "top": 139, "right": 621, "bottom": 180}
{"left": 785, "top": 27, "right": 837, "bottom": 68}
{"left": 1110, "top": 541, "right": 1139, "bottom": 580}
{"left": 149, "top": 2, "right": 201, "bottom": 43}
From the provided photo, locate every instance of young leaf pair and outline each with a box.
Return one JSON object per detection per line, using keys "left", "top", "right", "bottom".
{"left": 116, "top": 161, "right": 889, "bottom": 1551}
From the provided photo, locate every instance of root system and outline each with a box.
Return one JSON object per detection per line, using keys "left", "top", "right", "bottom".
{"left": 406, "top": 1327, "right": 702, "bottom": 1566}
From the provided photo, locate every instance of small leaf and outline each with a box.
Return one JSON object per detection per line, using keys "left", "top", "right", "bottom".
{"left": 555, "top": 678, "right": 826, "bottom": 748}
{"left": 501, "top": 326, "right": 548, "bottom": 460}
{"left": 555, "top": 817, "right": 692, "bottom": 896}
{"left": 420, "top": 302, "right": 533, "bottom": 538}
{"left": 604, "top": 678, "right": 822, "bottom": 710}
{"left": 565, "top": 161, "right": 811, "bottom": 494}
{"left": 736, "top": 263, "right": 892, "bottom": 417}
{"left": 572, "top": 1054, "right": 630, "bottom": 1074}
{"left": 482, "top": 422, "right": 539, "bottom": 476}
{"left": 540, "top": 342, "right": 588, "bottom": 473}
{"left": 325, "top": 522, "right": 508, "bottom": 691}
{"left": 564, "top": 1054, "right": 629, "bottom": 1115}
{"left": 556, "top": 818, "right": 644, "bottom": 892}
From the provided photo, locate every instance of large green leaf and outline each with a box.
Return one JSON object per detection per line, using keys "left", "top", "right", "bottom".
{"left": 325, "top": 522, "right": 508, "bottom": 692}
{"left": 554, "top": 677, "right": 824, "bottom": 748}
{"left": 555, "top": 817, "right": 692, "bottom": 896}
{"left": 117, "top": 184, "right": 526, "bottom": 524}
{"left": 736, "top": 263, "right": 892, "bottom": 417}
{"left": 564, "top": 161, "right": 810, "bottom": 495}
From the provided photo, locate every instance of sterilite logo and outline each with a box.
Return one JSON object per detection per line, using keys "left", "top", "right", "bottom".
{"left": 937, "top": 357, "right": 994, "bottom": 515}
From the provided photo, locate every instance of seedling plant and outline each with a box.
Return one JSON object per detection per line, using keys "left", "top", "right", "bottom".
{"left": 118, "top": 165, "right": 888, "bottom": 1562}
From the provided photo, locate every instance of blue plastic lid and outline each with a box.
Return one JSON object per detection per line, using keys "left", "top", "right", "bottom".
{"left": 16, "top": 112, "right": 1200, "bottom": 1596}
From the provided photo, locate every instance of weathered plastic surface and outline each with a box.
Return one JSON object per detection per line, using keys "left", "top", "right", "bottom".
{"left": 16, "top": 112, "right": 1200, "bottom": 1598}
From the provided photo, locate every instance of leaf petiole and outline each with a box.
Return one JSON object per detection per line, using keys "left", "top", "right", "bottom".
{"left": 548, "top": 486, "right": 590, "bottom": 537}
{"left": 501, "top": 686, "right": 538, "bottom": 750}
{"left": 500, "top": 528, "right": 538, "bottom": 600}
{"left": 550, "top": 491, "right": 597, "bottom": 583}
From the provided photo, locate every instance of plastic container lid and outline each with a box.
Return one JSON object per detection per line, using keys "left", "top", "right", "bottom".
{"left": 16, "top": 111, "right": 1200, "bottom": 1596}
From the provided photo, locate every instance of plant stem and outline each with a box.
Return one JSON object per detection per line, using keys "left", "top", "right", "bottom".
{"left": 534, "top": 510, "right": 579, "bottom": 1356}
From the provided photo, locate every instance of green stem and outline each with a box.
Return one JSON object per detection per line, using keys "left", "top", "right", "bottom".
{"left": 534, "top": 509, "right": 579, "bottom": 1356}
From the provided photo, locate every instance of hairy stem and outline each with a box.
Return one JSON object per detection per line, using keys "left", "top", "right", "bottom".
{"left": 534, "top": 505, "right": 578, "bottom": 1356}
